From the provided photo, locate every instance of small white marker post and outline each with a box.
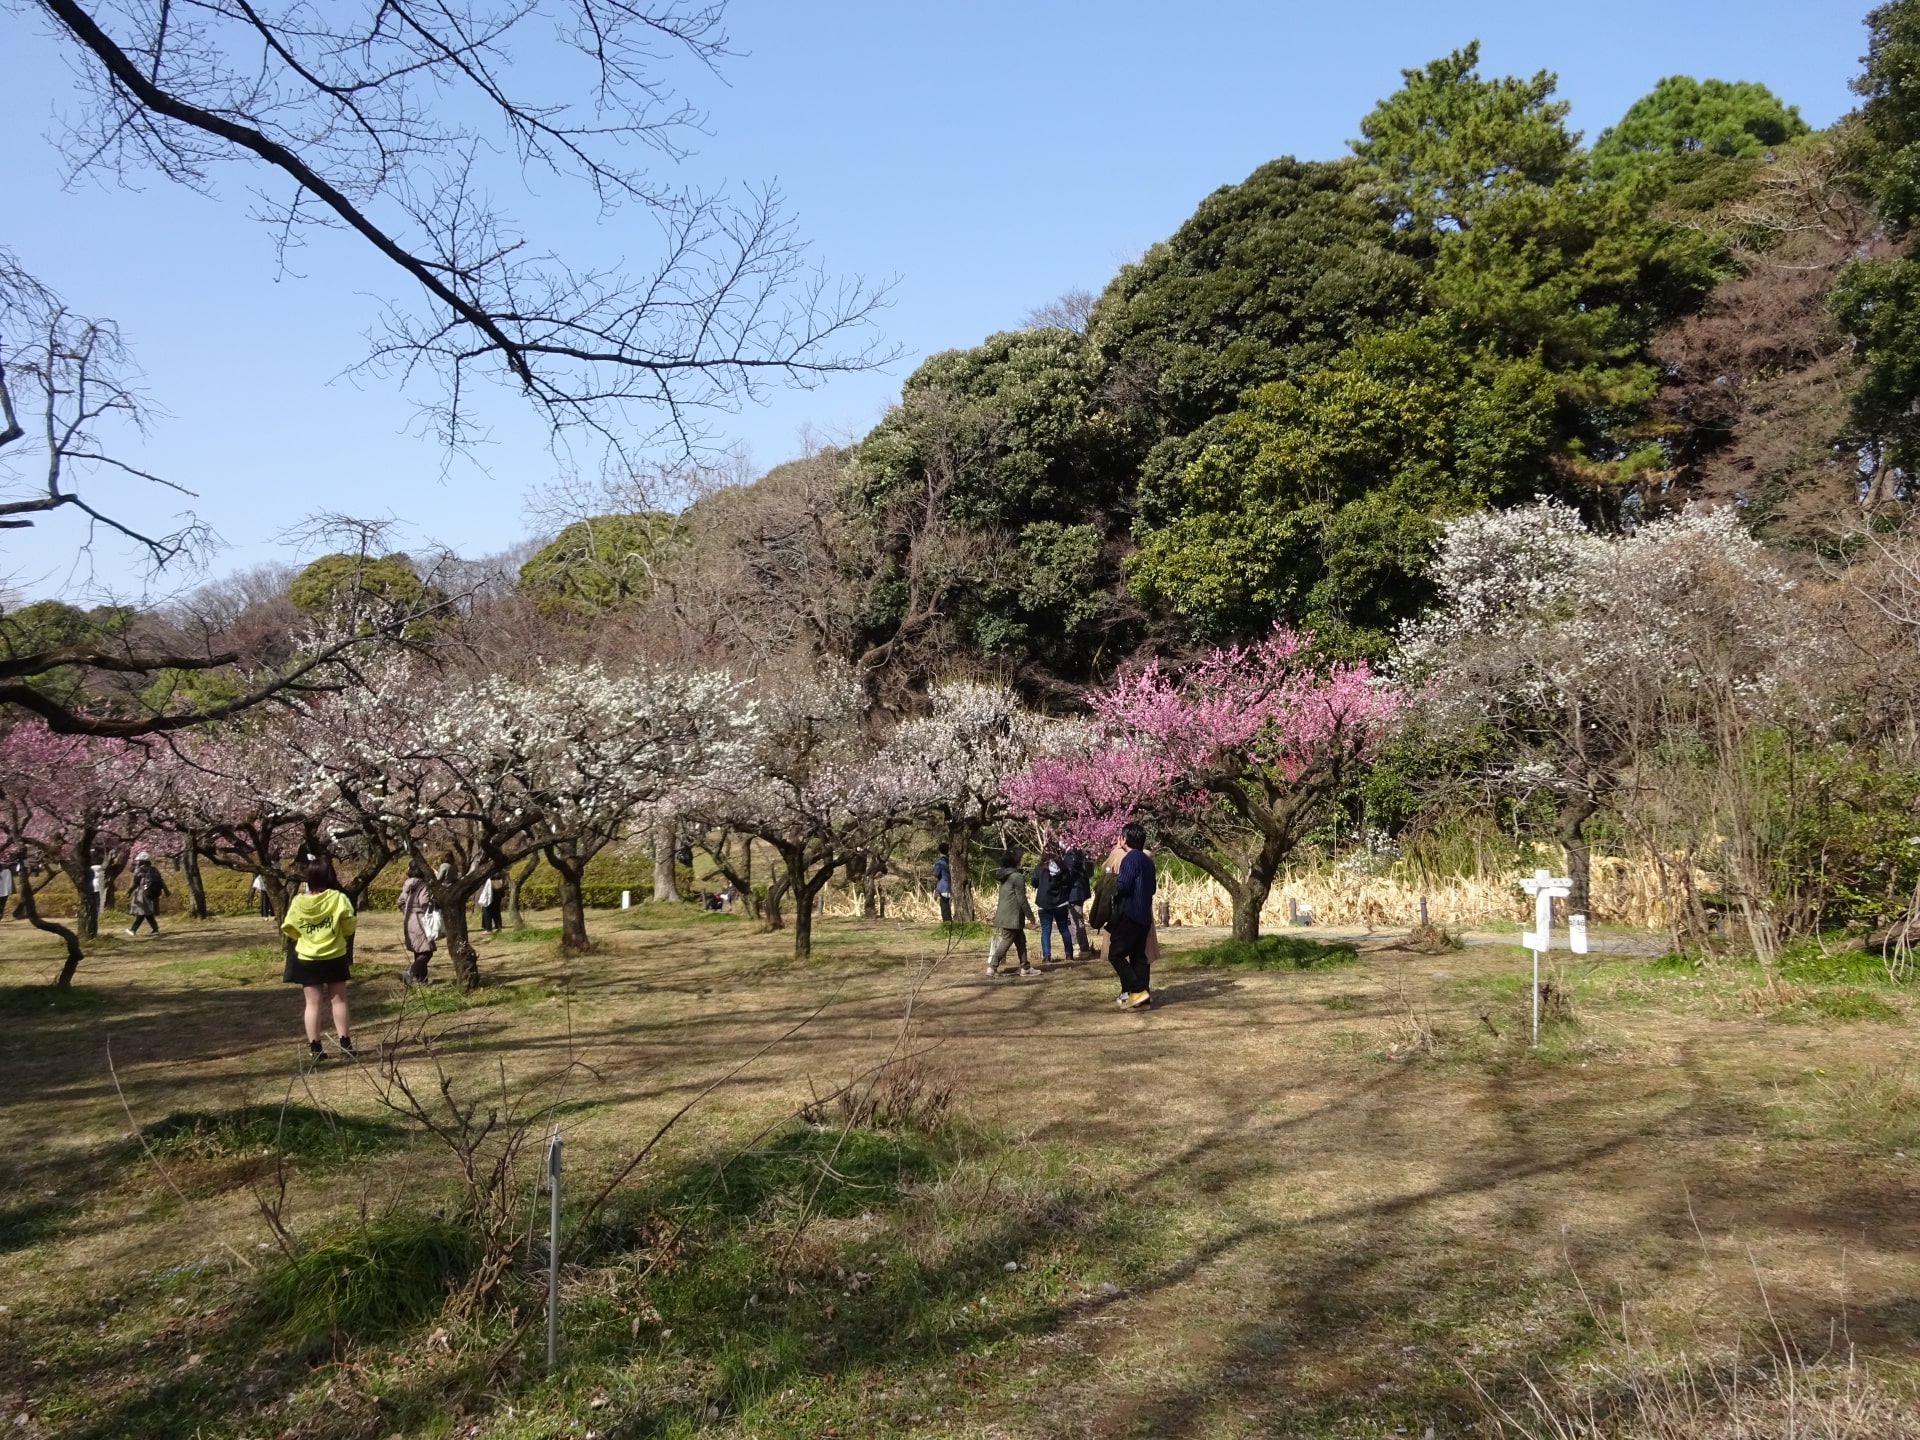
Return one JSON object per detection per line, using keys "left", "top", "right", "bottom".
{"left": 546, "top": 1128, "right": 563, "bottom": 1371}
{"left": 1519, "top": 869, "right": 1571, "bottom": 1046}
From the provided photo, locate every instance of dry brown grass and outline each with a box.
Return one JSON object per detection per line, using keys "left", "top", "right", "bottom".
{"left": 5, "top": 905, "right": 1920, "bottom": 1437}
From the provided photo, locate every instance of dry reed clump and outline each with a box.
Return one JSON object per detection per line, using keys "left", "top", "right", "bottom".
{"left": 1477, "top": 1347, "right": 1917, "bottom": 1438}
{"left": 843, "top": 851, "right": 1700, "bottom": 931}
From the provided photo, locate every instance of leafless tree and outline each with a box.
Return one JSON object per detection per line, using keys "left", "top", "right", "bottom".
{"left": 1023, "top": 288, "right": 1097, "bottom": 335}
{"left": 22, "top": 0, "right": 896, "bottom": 460}
{"left": 0, "top": 250, "right": 210, "bottom": 571}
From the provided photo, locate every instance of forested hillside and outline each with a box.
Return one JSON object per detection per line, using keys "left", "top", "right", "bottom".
{"left": 513, "top": 38, "right": 1885, "bottom": 704}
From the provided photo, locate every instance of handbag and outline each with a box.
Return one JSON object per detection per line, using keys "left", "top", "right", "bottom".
{"left": 422, "top": 908, "right": 444, "bottom": 942}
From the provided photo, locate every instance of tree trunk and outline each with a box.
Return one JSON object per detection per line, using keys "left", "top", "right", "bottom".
{"left": 181, "top": 835, "right": 209, "bottom": 920}
{"left": 17, "top": 872, "right": 85, "bottom": 988}
{"left": 1559, "top": 795, "right": 1599, "bottom": 918}
{"left": 548, "top": 851, "right": 591, "bottom": 956}
{"left": 652, "top": 815, "right": 679, "bottom": 902}
{"left": 441, "top": 897, "right": 481, "bottom": 990}
{"left": 62, "top": 835, "right": 100, "bottom": 940}
{"left": 947, "top": 821, "right": 977, "bottom": 923}
{"left": 1230, "top": 883, "right": 1263, "bottom": 943}
{"left": 102, "top": 851, "right": 126, "bottom": 917}
{"left": 506, "top": 852, "right": 539, "bottom": 931}
{"left": 763, "top": 868, "right": 788, "bottom": 932}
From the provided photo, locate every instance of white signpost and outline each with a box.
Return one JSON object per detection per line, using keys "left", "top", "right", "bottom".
{"left": 1519, "top": 869, "right": 1588, "bottom": 1045}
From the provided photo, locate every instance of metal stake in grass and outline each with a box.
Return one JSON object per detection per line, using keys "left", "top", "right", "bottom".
{"left": 1520, "top": 870, "right": 1569, "bottom": 1047}
{"left": 546, "top": 1127, "right": 562, "bottom": 1371}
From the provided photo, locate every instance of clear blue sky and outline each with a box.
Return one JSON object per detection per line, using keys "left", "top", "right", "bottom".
{"left": 0, "top": 0, "right": 1866, "bottom": 597}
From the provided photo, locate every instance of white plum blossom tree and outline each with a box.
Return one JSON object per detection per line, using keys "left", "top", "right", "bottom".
{"left": 868, "top": 681, "right": 1069, "bottom": 922}
{"left": 1399, "top": 500, "right": 1814, "bottom": 936}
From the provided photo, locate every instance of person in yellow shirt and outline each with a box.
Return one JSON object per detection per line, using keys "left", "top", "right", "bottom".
{"left": 280, "top": 857, "right": 358, "bottom": 1062}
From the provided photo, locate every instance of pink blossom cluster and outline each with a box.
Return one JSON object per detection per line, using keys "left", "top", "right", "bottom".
{"left": 1004, "top": 628, "right": 1402, "bottom": 853}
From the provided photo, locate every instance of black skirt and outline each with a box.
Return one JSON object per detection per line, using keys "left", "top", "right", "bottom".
{"left": 283, "top": 953, "right": 351, "bottom": 985}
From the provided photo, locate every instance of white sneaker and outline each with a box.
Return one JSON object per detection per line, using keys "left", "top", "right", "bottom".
{"left": 124, "top": 927, "right": 137, "bottom": 937}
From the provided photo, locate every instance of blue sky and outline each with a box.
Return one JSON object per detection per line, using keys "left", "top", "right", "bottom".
{"left": 0, "top": 0, "right": 1866, "bottom": 597}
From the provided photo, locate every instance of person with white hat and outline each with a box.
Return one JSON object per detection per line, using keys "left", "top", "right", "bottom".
{"left": 125, "top": 851, "right": 168, "bottom": 936}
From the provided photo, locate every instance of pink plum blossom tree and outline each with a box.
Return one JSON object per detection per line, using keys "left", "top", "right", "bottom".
{"left": 0, "top": 722, "right": 151, "bottom": 981}
{"left": 1006, "top": 628, "right": 1402, "bottom": 942}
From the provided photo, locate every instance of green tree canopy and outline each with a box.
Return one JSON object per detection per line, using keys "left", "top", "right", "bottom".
{"left": 518, "top": 512, "right": 678, "bottom": 614}
{"left": 1088, "top": 157, "right": 1425, "bottom": 434}
{"left": 1128, "top": 322, "right": 1558, "bottom": 653}
{"left": 1352, "top": 42, "right": 1580, "bottom": 240}
{"left": 1833, "top": 1, "right": 1920, "bottom": 468}
{"left": 1592, "top": 77, "right": 1809, "bottom": 184}
{"left": 288, "top": 552, "right": 427, "bottom": 622}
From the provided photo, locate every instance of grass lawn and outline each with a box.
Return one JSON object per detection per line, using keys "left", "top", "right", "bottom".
{"left": 3, "top": 907, "right": 1919, "bottom": 1437}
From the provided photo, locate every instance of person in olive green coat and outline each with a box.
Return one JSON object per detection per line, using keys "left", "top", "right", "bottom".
{"left": 986, "top": 849, "right": 1038, "bottom": 977}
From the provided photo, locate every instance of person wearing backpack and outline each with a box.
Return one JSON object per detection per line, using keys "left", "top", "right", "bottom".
{"left": 281, "top": 856, "right": 358, "bottom": 1061}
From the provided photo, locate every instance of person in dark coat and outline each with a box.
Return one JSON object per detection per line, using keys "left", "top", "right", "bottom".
{"left": 1109, "top": 823, "right": 1157, "bottom": 1010}
{"left": 1064, "top": 846, "right": 1095, "bottom": 958}
{"left": 933, "top": 844, "right": 953, "bottom": 924}
{"left": 1030, "top": 847, "right": 1076, "bottom": 963}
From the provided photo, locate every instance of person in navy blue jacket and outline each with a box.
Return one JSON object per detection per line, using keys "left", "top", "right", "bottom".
{"left": 1110, "top": 823, "right": 1156, "bottom": 1010}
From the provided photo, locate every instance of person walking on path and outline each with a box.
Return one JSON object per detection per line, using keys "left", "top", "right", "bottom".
{"left": 1109, "top": 823, "right": 1157, "bottom": 1010}
{"left": 986, "top": 849, "right": 1038, "bottom": 977}
{"left": 933, "top": 844, "right": 953, "bottom": 924}
{"left": 124, "top": 852, "right": 167, "bottom": 935}
{"left": 281, "top": 856, "right": 358, "bottom": 1062}
{"left": 1031, "top": 846, "right": 1076, "bottom": 963}
{"left": 397, "top": 865, "right": 439, "bottom": 984}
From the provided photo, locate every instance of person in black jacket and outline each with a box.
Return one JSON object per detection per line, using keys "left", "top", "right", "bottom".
{"left": 1063, "top": 846, "right": 1095, "bottom": 959}
{"left": 1030, "top": 846, "right": 1076, "bottom": 964}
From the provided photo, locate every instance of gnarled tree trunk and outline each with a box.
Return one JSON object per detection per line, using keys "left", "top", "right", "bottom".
{"left": 1558, "top": 794, "right": 1598, "bottom": 920}
{"left": 17, "top": 868, "right": 85, "bottom": 988}
{"left": 506, "top": 852, "right": 539, "bottom": 931}
{"left": 652, "top": 815, "right": 680, "bottom": 903}
{"left": 946, "top": 820, "right": 977, "bottom": 922}
{"left": 181, "top": 834, "right": 209, "bottom": 919}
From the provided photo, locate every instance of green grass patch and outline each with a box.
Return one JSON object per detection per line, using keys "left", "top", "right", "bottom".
{"left": 1187, "top": 933, "right": 1359, "bottom": 970}
{"left": 1799, "top": 988, "right": 1901, "bottom": 1023}
{"left": 494, "top": 925, "right": 562, "bottom": 942}
{"left": 930, "top": 919, "right": 991, "bottom": 942}
{"left": 141, "top": 1104, "right": 406, "bottom": 1165}
{"left": 658, "top": 1125, "right": 939, "bottom": 1225}
{"left": 159, "top": 943, "right": 280, "bottom": 984}
{"left": 1778, "top": 940, "right": 1902, "bottom": 987}
{"left": 259, "top": 1213, "right": 474, "bottom": 1349}
{"left": 1646, "top": 951, "right": 1702, "bottom": 977}
{"left": 1321, "top": 993, "right": 1361, "bottom": 1011}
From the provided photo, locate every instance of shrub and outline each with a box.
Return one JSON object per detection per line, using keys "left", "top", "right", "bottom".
{"left": 1188, "top": 934, "right": 1359, "bottom": 970}
{"left": 260, "top": 1213, "right": 475, "bottom": 1350}
{"left": 142, "top": 1105, "right": 404, "bottom": 1165}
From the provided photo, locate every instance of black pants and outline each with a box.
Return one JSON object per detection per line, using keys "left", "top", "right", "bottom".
{"left": 130, "top": 914, "right": 158, "bottom": 934}
{"left": 1109, "top": 917, "right": 1151, "bottom": 994}
{"left": 481, "top": 900, "right": 503, "bottom": 931}
{"left": 938, "top": 893, "right": 952, "bottom": 923}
